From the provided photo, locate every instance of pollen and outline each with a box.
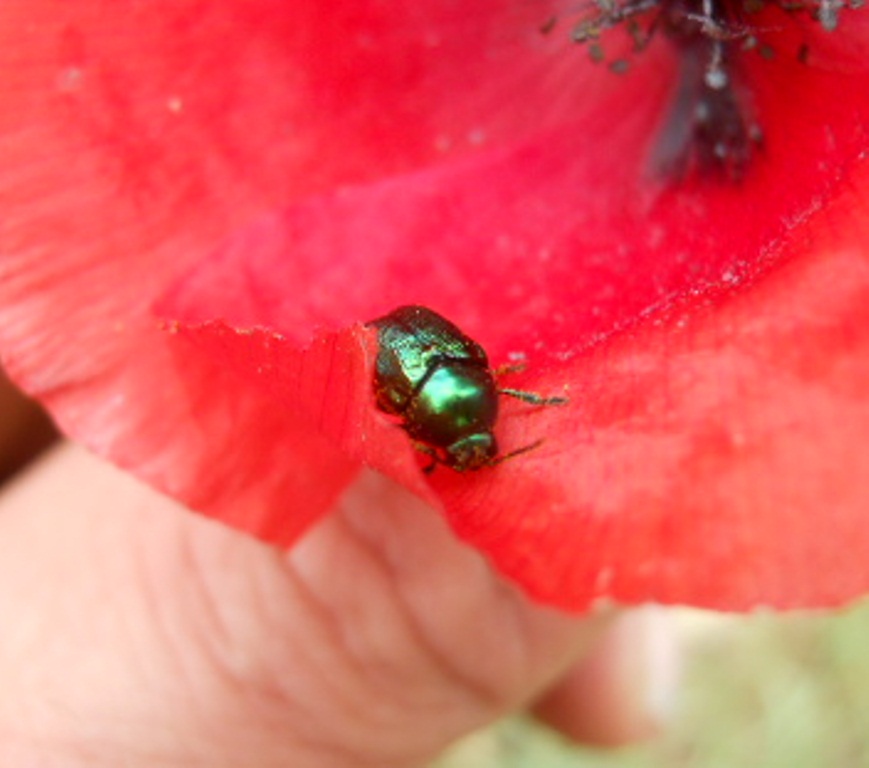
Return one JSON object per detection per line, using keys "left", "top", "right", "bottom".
{"left": 555, "top": 0, "right": 860, "bottom": 179}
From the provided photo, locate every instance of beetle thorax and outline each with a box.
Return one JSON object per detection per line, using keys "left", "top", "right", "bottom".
{"left": 403, "top": 362, "right": 499, "bottom": 446}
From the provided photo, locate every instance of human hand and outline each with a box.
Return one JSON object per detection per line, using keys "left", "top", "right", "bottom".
{"left": 0, "top": 373, "right": 675, "bottom": 767}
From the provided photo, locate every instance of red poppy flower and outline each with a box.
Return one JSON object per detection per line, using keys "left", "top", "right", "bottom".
{"left": 1, "top": 1, "right": 868, "bottom": 611}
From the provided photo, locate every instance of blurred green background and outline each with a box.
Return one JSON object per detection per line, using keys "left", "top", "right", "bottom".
{"left": 435, "top": 597, "right": 869, "bottom": 767}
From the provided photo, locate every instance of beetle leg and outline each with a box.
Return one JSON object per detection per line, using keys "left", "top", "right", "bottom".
{"left": 499, "top": 388, "right": 570, "bottom": 407}
{"left": 413, "top": 442, "right": 441, "bottom": 474}
{"left": 489, "top": 439, "right": 546, "bottom": 467}
{"left": 496, "top": 362, "right": 569, "bottom": 405}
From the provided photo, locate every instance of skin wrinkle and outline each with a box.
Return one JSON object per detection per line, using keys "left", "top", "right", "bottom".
{"left": 170, "top": 524, "right": 263, "bottom": 703}
{"left": 263, "top": 563, "right": 382, "bottom": 731}
{"left": 223, "top": 538, "right": 431, "bottom": 765}
{"left": 281, "top": 523, "right": 499, "bottom": 768}
{"left": 154, "top": 521, "right": 372, "bottom": 765}
{"left": 345, "top": 475, "right": 615, "bottom": 737}
{"left": 138, "top": 506, "right": 435, "bottom": 767}
{"left": 283, "top": 473, "right": 577, "bottom": 762}
{"left": 337, "top": 472, "right": 584, "bottom": 712}
{"left": 153, "top": 524, "right": 252, "bottom": 757}
{"left": 227, "top": 543, "right": 456, "bottom": 768}
{"left": 147, "top": 516, "right": 270, "bottom": 745}
{"left": 332, "top": 506, "right": 504, "bottom": 714}
{"left": 484, "top": 585, "right": 610, "bottom": 713}
{"left": 125, "top": 513, "right": 200, "bottom": 702}
{"left": 487, "top": 578, "right": 551, "bottom": 699}
{"left": 74, "top": 497, "right": 226, "bottom": 765}
{"left": 287, "top": 511, "right": 488, "bottom": 747}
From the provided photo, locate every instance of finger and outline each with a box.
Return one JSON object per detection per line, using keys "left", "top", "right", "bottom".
{"left": 532, "top": 607, "right": 681, "bottom": 745}
{"left": 0, "top": 444, "right": 614, "bottom": 767}
{"left": 0, "top": 367, "right": 56, "bottom": 481}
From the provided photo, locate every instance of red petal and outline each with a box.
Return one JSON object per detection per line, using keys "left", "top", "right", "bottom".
{"left": 1, "top": 1, "right": 868, "bottom": 610}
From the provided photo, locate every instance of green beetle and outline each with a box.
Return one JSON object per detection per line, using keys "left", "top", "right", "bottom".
{"left": 369, "top": 305, "right": 566, "bottom": 472}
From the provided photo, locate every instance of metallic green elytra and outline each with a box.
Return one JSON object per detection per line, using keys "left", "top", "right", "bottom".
{"left": 369, "top": 305, "right": 567, "bottom": 473}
